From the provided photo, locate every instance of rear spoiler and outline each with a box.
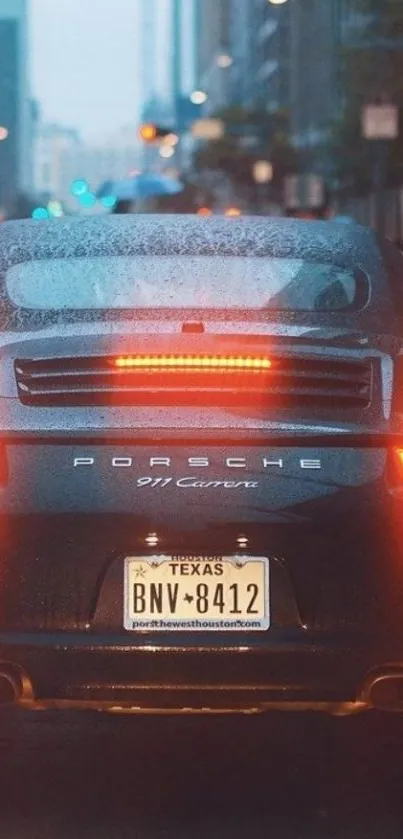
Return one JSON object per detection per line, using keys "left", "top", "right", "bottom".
{"left": 0, "top": 430, "right": 402, "bottom": 447}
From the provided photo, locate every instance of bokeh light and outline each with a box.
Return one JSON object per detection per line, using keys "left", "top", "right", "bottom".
{"left": 159, "top": 146, "right": 175, "bottom": 159}
{"left": 101, "top": 195, "right": 117, "bottom": 209}
{"left": 32, "top": 207, "right": 49, "bottom": 221}
{"left": 47, "top": 200, "right": 64, "bottom": 218}
{"left": 79, "top": 192, "right": 96, "bottom": 208}
{"left": 70, "top": 179, "right": 89, "bottom": 197}
{"left": 197, "top": 207, "right": 213, "bottom": 217}
{"left": 190, "top": 90, "right": 208, "bottom": 105}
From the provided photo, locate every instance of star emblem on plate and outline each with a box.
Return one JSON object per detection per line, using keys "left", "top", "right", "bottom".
{"left": 134, "top": 565, "right": 147, "bottom": 579}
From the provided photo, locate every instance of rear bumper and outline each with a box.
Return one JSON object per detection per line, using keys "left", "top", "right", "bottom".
{"left": 0, "top": 440, "right": 402, "bottom": 713}
{"left": 1, "top": 630, "right": 402, "bottom": 714}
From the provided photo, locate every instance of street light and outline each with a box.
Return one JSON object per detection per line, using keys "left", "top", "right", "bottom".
{"left": 252, "top": 161, "right": 274, "bottom": 215}
{"left": 0, "top": 127, "right": 8, "bottom": 141}
{"left": 161, "top": 132, "right": 179, "bottom": 146}
{"left": 217, "top": 53, "right": 233, "bottom": 69}
{"left": 268, "top": 0, "right": 289, "bottom": 4}
{"left": 252, "top": 160, "right": 274, "bottom": 184}
{"left": 190, "top": 90, "right": 208, "bottom": 105}
{"left": 159, "top": 146, "right": 175, "bottom": 159}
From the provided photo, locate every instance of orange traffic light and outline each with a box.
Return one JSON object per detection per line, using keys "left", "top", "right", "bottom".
{"left": 138, "top": 123, "right": 157, "bottom": 143}
{"left": 225, "top": 207, "right": 241, "bottom": 217}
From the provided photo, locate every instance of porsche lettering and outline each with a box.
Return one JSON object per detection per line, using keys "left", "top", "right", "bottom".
{"left": 73, "top": 456, "right": 322, "bottom": 470}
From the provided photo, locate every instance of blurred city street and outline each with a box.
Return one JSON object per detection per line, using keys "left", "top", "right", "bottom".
{"left": 0, "top": 1, "right": 402, "bottom": 838}
{"left": 0, "top": 709, "right": 403, "bottom": 838}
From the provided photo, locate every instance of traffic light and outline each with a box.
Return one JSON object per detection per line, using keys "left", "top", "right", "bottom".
{"left": 138, "top": 123, "right": 176, "bottom": 144}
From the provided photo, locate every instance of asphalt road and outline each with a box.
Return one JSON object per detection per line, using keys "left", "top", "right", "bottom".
{"left": 0, "top": 709, "right": 402, "bottom": 838}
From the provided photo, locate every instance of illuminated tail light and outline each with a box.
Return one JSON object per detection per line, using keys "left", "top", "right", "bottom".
{"left": 0, "top": 447, "right": 8, "bottom": 484}
{"left": 114, "top": 355, "right": 272, "bottom": 371}
{"left": 15, "top": 354, "right": 372, "bottom": 407}
{"left": 387, "top": 448, "right": 403, "bottom": 490}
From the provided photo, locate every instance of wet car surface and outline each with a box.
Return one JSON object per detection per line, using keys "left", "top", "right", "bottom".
{"left": 1, "top": 215, "right": 403, "bottom": 714}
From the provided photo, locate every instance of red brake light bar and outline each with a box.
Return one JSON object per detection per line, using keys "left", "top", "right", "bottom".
{"left": 114, "top": 355, "right": 272, "bottom": 371}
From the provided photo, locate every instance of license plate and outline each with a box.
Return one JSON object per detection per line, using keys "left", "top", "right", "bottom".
{"left": 124, "top": 555, "right": 270, "bottom": 631}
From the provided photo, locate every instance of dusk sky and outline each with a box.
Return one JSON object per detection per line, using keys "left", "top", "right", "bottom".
{"left": 30, "top": 0, "right": 144, "bottom": 141}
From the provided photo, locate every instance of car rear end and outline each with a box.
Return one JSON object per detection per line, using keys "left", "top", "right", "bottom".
{"left": 0, "top": 215, "right": 403, "bottom": 715}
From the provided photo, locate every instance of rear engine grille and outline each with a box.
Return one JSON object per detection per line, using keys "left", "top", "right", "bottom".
{"left": 14, "top": 354, "right": 373, "bottom": 409}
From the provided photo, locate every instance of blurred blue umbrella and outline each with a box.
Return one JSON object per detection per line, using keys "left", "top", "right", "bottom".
{"left": 97, "top": 173, "right": 184, "bottom": 201}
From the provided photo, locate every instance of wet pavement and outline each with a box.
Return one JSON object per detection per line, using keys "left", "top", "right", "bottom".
{"left": 0, "top": 710, "right": 403, "bottom": 837}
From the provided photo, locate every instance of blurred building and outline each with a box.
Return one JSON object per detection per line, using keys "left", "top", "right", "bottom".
{"left": 140, "top": 0, "right": 175, "bottom": 113}
{"left": 140, "top": 0, "right": 173, "bottom": 168}
{"left": 0, "top": 0, "right": 32, "bottom": 213}
{"left": 196, "top": 0, "right": 356, "bottom": 176}
{"left": 289, "top": 0, "right": 342, "bottom": 163}
{"left": 34, "top": 122, "right": 81, "bottom": 201}
{"left": 226, "top": 0, "right": 257, "bottom": 110}
{"left": 59, "top": 131, "right": 142, "bottom": 209}
{"left": 140, "top": 0, "right": 158, "bottom": 107}
{"left": 139, "top": 0, "right": 199, "bottom": 172}
{"left": 193, "top": 0, "right": 290, "bottom": 114}
{"left": 195, "top": 0, "right": 231, "bottom": 114}
{"left": 288, "top": 0, "right": 358, "bottom": 174}
{"left": 176, "top": 0, "right": 198, "bottom": 99}
{"left": 250, "top": 0, "right": 291, "bottom": 112}
{"left": 34, "top": 120, "right": 141, "bottom": 208}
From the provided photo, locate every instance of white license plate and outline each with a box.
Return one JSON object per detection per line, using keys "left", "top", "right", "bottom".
{"left": 124, "top": 555, "right": 270, "bottom": 631}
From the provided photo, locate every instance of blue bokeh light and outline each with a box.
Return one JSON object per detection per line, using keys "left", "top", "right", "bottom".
{"left": 32, "top": 207, "right": 49, "bottom": 221}
{"left": 71, "top": 179, "right": 89, "bottom": 197}
{"left": 101, "top": 195, "right": 117, "bottom": 209}
{"left": 79, "top": 192, "right": 96, "bottom": 209}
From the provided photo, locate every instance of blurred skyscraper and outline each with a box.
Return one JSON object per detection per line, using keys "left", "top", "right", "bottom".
{"left": 194, "top": 0, "right": 290, "bottom": 114}
{"left": 140, "top": 0, "right": 198, "bottom": 170}
{"left": 34, "top": 121, "right": 81, "bottom": 202}
{"left": 287, "top": 0, "right": 360, "bottom": 179}
{"left": 195, "top": 0, "right": 231, "bottom": 114}
{"left": 193, "top": 0, "right": 357, "bottom": 175}
{"left": 0, "top": 0, "right": 32, "bottom": 213}
{"left": 140, "top": 0, "right": 198, "bottom": 118}
{"left": 140, "top": 0, "right": 176, "bottom": 114}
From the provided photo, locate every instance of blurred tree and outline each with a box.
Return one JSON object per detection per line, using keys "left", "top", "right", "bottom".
{"left": 193, "top": 107, "right": 298, "bottom": 209}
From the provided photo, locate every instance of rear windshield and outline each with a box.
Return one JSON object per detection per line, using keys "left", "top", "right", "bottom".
{"left": 6, "top": 255, "right": 368, "bottom": 313}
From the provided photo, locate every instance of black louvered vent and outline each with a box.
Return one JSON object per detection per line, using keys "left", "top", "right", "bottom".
{"left": 14, "top": 354, "right": 373, "bottom": 409}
